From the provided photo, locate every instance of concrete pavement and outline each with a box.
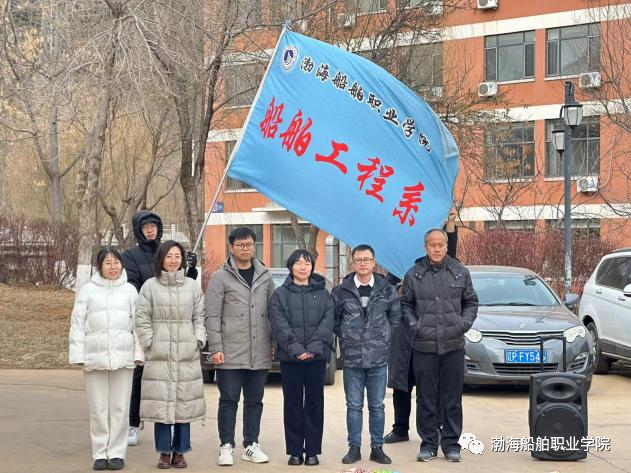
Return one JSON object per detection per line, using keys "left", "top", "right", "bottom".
{"left": 1, "top": 369, "right": 630, "bottom": 473}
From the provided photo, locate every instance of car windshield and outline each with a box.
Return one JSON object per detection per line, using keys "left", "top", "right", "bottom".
{"left": 471, "top": 273, "right": 559, "bottom": 307}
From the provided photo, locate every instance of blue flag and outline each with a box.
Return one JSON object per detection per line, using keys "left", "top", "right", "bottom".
{"left": 228, "top": 29, "right": 459, "bottom": 278}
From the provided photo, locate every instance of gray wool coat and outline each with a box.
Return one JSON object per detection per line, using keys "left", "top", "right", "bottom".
{"left": 134, "top": 269, "right": 206, "bottom": 424}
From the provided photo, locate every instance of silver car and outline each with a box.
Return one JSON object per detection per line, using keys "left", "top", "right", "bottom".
{"left": 464, "top": 266, "right": 594, "bottom": 390}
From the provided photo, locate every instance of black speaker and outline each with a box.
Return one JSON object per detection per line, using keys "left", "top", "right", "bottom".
{"left": 528, "top": 337, "right": 588, "bottom": 461}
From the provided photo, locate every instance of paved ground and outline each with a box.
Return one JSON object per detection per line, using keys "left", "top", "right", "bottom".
{"left": 1, "top": 369, "right": 630, "bottom": 473}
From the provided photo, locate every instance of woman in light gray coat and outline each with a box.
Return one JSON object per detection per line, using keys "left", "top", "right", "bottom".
{"left": 135, "top": 240, "right": 206, "bottom": 469}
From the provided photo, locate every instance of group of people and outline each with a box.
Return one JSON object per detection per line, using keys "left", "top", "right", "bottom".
{"left": 68, "top": 209, "right": 479, "bottom": 471}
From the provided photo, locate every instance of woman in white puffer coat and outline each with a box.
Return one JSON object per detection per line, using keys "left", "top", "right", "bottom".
{"left": 68, "top": 248, "right": 144, "bottom": 471}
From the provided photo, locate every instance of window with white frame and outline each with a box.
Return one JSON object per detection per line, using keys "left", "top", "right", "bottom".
{"left": 345, "top": 0, "right": 387, "bottom": 14}
{"left": 548, "top": 218, "right": 600, "bottom": 237}
{"left": 485, "top": 31, "right": 535, "bottom": 82}
{"left": 486, "top": 220, "right": 536, "bottom": 232}
{"left": 272, "top": 224, "right": 311, "bottom": 268}
{"left": 484, "top": 122, "right": 535, "bottom": 180}
{"left": 224, "top": 63, "right": 265, "bottom": 107}
{"left": 224, "top": 141, "right": 254, "bottom": 191}
{"left": 227, "top": 0, "right": 262, "bottom": 31}
{"left": 270, "top": 0, "right": 304, "bottom": 22}
{"left": 545, "top": 116, "right": 600, "bottom": 177}
{"left": 398, "top": 42, "right": 443, "bottom": 88}
{"left": 546, "top": 23, "right": 600, "bottom": 77}
{"left": 396, "top": 0, "right": 443, "bottom": 13}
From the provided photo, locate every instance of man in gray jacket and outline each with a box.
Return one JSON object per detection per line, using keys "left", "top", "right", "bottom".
{"left": 205, "top": 227, "right": 276, "bottom": 466}
{"left": 332, "top": 244, "right": 401, "bottom": 466}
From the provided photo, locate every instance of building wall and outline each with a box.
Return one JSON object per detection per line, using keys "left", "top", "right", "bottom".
{"left": 204, "top": 1, "right": 631, "bottom": 277}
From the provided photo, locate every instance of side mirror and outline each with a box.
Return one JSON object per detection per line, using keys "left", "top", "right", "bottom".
{"left": 564, "top": 293, "right": 580, "bottom": 310}
{"left": 623, "top": 284, "right": 631, "bottom": 298}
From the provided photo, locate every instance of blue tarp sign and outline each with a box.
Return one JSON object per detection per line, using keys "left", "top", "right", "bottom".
{"left": 228, "top": 29, "right": 459, "bottom": 277}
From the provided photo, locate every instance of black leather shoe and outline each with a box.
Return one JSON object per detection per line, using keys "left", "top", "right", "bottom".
{"left": 370, "top": 446, "right": 391, "bottom": 464}
{"left": 342, "top": 446, "right": 361, "bottom": 464}
{"left": 108, "top": 458, "right": 124, "bottom": 470}
{"left": 93, "top": 459, "right": 108, "bottom": 471}
{"left": 384, "top": 430, "right": 409, "bottom": 444}
{"left": 288, "top": 455, "right": 303, "bottom": 466}
{"left": 304, "top": 455, "right": 319, "bottom": 466}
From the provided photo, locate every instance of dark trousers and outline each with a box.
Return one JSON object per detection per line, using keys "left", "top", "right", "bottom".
{"left": 391, "top": 357, "right": 415, "bottom": 434}
{"left": 392, "top": 355, "right": 444, "bottom": 434}
{"left": 216, "top": 369, "right": 268, "bottom": 448}
{"left": 129, "top": 365, "right": 143, "bottom": 427}
{"left": 413, "top": 349, "right": 465, "bottom": 453}
{"left": 154, "top": 422, "right": 191, "bottom": 454}
{"left": 280, "top": 360, "right": 326, "bottom": 457}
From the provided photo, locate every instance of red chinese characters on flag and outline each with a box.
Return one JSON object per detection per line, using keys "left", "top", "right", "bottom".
{"left": 356, "top": 157, "right": 394, "bottom": 203}
{"left": 259, "top": 97, "right": 284, "bottom": 139}
{"left": 280, "top": 109, "right": 312, "bottom": 157}
{"left": 392, "top": 182, "right": 425, "bottom": 226}
{"left": 315, "top": 141, "right": 348, "bottom": 174}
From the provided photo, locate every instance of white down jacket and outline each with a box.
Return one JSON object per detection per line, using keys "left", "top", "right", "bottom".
{"left": 68, "top": 270, "right": 144, "bottom": 370}
{"left": 134, "top": 269, "right": 206, "bottom": 424}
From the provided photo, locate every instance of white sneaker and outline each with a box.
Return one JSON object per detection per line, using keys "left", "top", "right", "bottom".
{"left": 242, "top": 442, "right": 269, "bottom": 463}
{"left": 127, "top": 426, "right": 139, "bottom": 446}
{"left": 218, "top": 443, "right": 234, "bottom": 466}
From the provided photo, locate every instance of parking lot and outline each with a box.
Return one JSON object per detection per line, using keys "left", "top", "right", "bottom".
{"left": 1, "top": 368, "right": 630, "bottom": 473}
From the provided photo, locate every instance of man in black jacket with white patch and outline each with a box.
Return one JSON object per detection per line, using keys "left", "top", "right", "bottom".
{"left": 400, "top": 228, "right": 478, "bottom": 463}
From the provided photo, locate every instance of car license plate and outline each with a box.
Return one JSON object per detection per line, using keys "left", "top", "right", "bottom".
{"left": 505, "top": 349, "right": 548, "bottom": 364}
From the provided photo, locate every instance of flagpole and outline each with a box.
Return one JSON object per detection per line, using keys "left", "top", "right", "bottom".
{"left": 192, "top": 22, "right": 291, "bottom": 253}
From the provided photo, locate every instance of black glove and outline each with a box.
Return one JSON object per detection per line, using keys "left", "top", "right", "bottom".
{"left": 186, "top": 251, "right": 197, "bottom": 269}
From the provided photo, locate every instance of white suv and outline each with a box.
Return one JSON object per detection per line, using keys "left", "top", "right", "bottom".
{"left": 579, "top": 248, "right": 631, "bottom": 374}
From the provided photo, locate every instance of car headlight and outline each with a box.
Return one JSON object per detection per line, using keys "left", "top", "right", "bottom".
{"left": 564, "top": 325, "right": 587, "bottom": 343}
{"left": 465, "top": 328, "right": 483, "bottom": 343}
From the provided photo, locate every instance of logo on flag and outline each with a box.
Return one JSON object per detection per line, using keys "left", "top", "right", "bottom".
{"left": 228, "top": 29, "right": 459, "bottom": 277}
{"left": 282, "top": 45, "right": 299, "bottom": 71}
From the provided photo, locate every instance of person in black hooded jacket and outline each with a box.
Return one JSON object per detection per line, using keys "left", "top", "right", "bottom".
{"left": 121, "top": 210, "right": 198, "bottom": 446}
{"left": 268, "top": 250, "right": 334, "bottom": 467}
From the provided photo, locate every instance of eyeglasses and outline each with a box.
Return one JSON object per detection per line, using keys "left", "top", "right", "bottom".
{"left": 353, "top": 258, "right": 374, "bottom": 265}
{"left": 234, "top": 243, "right": 254, "bottom": 250}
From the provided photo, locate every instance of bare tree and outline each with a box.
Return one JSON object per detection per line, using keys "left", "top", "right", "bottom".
{"left": 1, "top": 1, "right": 83, "bottom": 223}
{"left": 99, "top": 99, "right": 181, "bottom": 248}
{"left": 582, "top": 0, "right": 631, "bottom": 217}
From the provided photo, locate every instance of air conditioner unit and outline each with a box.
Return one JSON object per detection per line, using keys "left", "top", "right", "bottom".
{"left": 576, "top": 175, "right": 599, "bottom": 193}
{"left": 579, "top": 71, "right": 601, "bottom": 89}
{"left": 478, "top": 81, "right": 498, "bottom": 97}
{"left": 477, "top": 0, "right": 498, "bottom": 9}
{"left": 337, "top": 13, "right": 356, "bottom": 28}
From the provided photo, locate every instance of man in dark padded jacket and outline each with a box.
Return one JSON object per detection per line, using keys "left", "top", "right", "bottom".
{"left": 122, "top": 210, "right": 198, "bottom": 446}
{"left": 399, "top": 228, "right": 478, "bottom": 463}
{"left": 385, "top": 209, "right": 458, "bottom": 444}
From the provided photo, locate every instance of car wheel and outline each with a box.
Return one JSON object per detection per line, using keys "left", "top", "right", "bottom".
{"left": 202, "top": 368, "right": 215, "bottom": 384}
{"left": 587, "top": 322, "right": 611, "bottom": 375}
{"left": 324, "top": 350, "right": 336, "bottom": 386}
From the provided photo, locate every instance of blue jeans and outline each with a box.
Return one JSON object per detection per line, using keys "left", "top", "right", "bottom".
{"left": 154, "top": 423, "right": 191, "bottom": 454}
{"left": 343, "top": 366, "right": 387, "bottom": 448}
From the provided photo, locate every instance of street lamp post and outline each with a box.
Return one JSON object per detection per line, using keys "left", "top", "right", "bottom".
{"left": 552, "top": 81, "right": 583, "bottom": 297}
